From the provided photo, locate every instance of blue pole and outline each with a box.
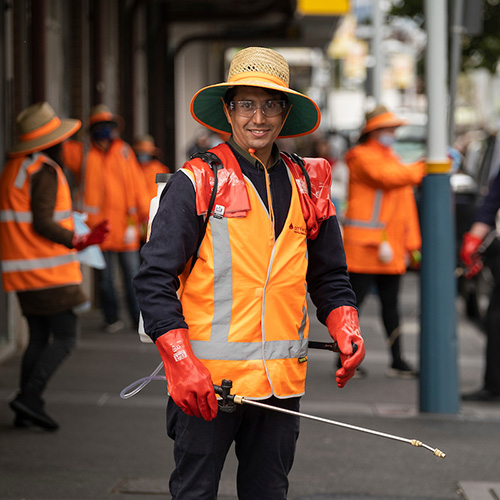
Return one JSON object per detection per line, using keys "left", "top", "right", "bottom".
{"left": 421, "top": 0, "right": 460, "bottom": 414}
{"left": 419, "top": 171, "right": 460, "bottom": 413}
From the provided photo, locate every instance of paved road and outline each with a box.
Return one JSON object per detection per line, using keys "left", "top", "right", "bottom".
{"left": 1, "top": 272, "right": 499, "bottom": 499}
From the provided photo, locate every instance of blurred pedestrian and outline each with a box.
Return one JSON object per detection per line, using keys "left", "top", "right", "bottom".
{"left": 133, "top": 46, "right": 365, "bottom": 499}
{"left": 460, "top": 168, "right": 500, "bottom": 402}
{"left": 0, "top": 102, "right": 109, "bottom": 430}
{"left": 186, "top": 128, "right": 217, "bottom": 158}
{"left": 342, "top": 105, "right": 425, "bottom": 378}
{"left": 133, "top": 134, "right": 171, "bottom": 202}
{"left": 63, "top": 105, "right": 150, "bottom": 332}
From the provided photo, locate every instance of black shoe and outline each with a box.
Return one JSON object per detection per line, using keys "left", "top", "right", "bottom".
{"left": 9, "top": 395, "right": 59, "bottom": 431}
{"left": 461, "top": 388, "right": 500, "bottom": 402}
{"left": 386, "top": 359, "right": 418, "bottom": 379}
{"left": 13, "top": 414, "right": 33, "bottom": 428}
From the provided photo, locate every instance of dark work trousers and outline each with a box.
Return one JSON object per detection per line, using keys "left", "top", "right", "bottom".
{"left": 348, "top": 272, "right": 403, "bottom": 363}
{"left": 97, "top": 250, "right": 140, "bottom": 327}
{"left": 166, "top": 395, "right": 300, "bottom": 500}
{"left": 21, "top": 310, "right": 78, "bottom": 400}
{"left": 483, "top": 240, "right": 500, "bottom": 395}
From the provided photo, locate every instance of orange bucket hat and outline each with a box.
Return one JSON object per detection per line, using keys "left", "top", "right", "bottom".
{"left": 88, "top": 104, "right": 124, "bottom": 129}
{"left": 8, "top": 102, "right": 81, "bottom": 158}
{"left": 190, "top": 46, "right": 321, "bottom": 139}
{"left": 133, "top": 134, "right": 160, "bottom": 157}
{"left": 360, "top": 105, "right": 407, "bottom": 137}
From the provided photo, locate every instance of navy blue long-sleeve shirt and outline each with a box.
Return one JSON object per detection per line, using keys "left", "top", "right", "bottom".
{"left": 475, "top": 170, "right": 500, "bottom": 227}
{"left": 133, "top": 140, "right": 356, "bottom": 341}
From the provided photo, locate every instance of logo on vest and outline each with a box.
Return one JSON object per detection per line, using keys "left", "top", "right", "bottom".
{"left": 288, "top": 222, "right": 307, "bottom": 236}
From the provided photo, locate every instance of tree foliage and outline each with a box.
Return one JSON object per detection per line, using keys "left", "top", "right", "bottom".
{"left": 389, "top": 0, "right": 500, "bottom": 73}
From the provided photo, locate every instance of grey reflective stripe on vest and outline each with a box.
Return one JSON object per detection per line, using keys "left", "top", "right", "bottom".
{"left": 209, "top": 216, "right": 233, "bottom": 342}
{"left": 343, "top": 189, "right": 385, "bottom": 228}
{"left": 189, "top": 173, "right": 309, "bottom": 362}
{"left": 191, "top": 338, "right": 308, "bottom": 360}
{"left": 82, "top": 203, "right": 100, "bottom": 214}
{"left": 2, "top": 253, "right": 77, "bottom": 272}
{"left": 0, "top": 209, "right": 71, "bottom": 223}
{"left": 14, "top": 155, "right": 41, "bottom": 188}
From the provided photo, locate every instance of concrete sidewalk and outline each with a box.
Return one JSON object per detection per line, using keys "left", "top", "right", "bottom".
{"left": 1, "top": 272, "right": 500, "bottom": 499}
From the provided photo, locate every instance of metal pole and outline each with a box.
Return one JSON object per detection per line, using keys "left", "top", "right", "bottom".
{"left": 372, "top": 0, "right": 383, "bottom": 102}
{"left": 421, "top": 0, "right": 459, "bottom": 414}
{"left": 212, "top": 382, "right": 446, "bottom": 459}
{"left": 448, "top": 0, "right": 465, "bottom": 144}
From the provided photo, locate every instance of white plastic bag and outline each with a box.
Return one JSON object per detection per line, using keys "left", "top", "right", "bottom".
{"left": 72, "top": 212, "right": 107, "bottom": 270}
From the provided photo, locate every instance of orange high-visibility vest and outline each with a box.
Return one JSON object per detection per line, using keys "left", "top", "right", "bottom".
{"left": 140, "top": 159, "right": 170, "bottom": 202}
{"left": 176, "top": 144, "right": 332, "bottom": 399}
{"left": 343, "top": 139, "right": 424, "bottom": 274}
{"left": 64, "top": 139, "right": 150, "bottom": 251}
{"left": 0, "top": 153, "right": 82, "bottom": 292}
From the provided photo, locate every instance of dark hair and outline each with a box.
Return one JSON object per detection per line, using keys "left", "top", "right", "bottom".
{"left": 223, "top": 87, "right": 288, "bottom": 106}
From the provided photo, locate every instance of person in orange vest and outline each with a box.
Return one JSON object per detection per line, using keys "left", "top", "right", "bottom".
{"left": 133, "top": 47, "right": 366, "bottom": 499}
{"left": 133, "top": 134, "right": 171, "bottom": 202}
{"left": 342, "top": 105, "right": 425, "bottom": 379}
{"left": 0, "top": 102, "right": 109, "bottom": 431}
{"left": 63, "top": 105, "right": 150, "bottom": 333}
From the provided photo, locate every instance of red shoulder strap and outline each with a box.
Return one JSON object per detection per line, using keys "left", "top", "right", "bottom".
{"left": 281, "top": 153, "right": 336, "bottom": 240}
{"left": 183, "top": 143, "right": 250, "bottom": 217}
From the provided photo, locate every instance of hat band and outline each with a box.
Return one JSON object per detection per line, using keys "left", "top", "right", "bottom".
{"left": 90, "top": 111, "right": 114, "bottom": 125}
{"left": 366, "top": 112, "right": 400, "bottom": 130}
{"left": 228, "top": 71, "right": 288, "bottom": 88}
{"left": 134, "top": 141, "right": 154, "bottom": 151}
{"left": 20, "top": 116, "right": 61, "bottom": 141}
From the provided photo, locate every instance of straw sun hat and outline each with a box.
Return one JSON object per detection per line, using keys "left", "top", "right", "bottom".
{"left": 8, "top": 102, "right": 81, "bottom": 158}
{"left": 360, "top": 105, "right": 407, "bottom": 137}
{"left": 190, "top": 46, "right": 321, "bottom": 139}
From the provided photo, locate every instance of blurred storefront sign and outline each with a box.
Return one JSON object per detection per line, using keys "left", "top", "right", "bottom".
{"left": 391, "top": 52, "right": 415, "bottom": 90}
{"left": 297, "top": 0, "right": 350, "bottom": 15}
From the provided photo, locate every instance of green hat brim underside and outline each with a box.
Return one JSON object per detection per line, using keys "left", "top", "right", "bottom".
{"left": 191, "top": 82, "right": 321, "bottom": 139}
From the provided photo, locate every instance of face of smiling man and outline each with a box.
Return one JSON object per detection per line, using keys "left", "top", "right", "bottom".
{"left": 226, "top": 86, "right": 287, "bottom": 168}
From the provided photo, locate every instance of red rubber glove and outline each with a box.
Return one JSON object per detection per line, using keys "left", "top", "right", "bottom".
{"left": 459, "top": 232, "right": 483, "bottom": 278}
{"left": 326, "top": 306, "right": 366, "bottom": 388}
{"left": 72, "top": 220, "right": 110, "bottom": 250}
{"left": 156, "top": 328, "right": 218, "bottom": 421}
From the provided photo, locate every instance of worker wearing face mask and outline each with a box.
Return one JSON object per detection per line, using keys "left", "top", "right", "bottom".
{"left": 63, "top": 105, "right": 150, "bottom": 333}
{"left": 341, "top": 105, "right": 425, "bottom": 378}
{"left": 133, "top": 135, "right": 171, "bottom": 202}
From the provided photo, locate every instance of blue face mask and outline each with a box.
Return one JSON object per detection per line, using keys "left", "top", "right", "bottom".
{"left": 377, "top": 133, "right": 396, "bottom": 148}
{"left": 136, "top": 154, "right": 153, "bottom": 164}
{"left": 91, "top": 124, "right": 115, "bottom": 141}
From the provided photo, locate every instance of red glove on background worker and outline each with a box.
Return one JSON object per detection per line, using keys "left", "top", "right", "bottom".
{"left": 156, "top": 329, "right": 218, "bottom": 421}
{"left": 459, "top": 232, "right": 484, "bottom": 278}
{"left": 326, "top": 306, "right": 366, "bottom": 388}
{"left": 72, "top": 220, "right": 110, "bottom": 251}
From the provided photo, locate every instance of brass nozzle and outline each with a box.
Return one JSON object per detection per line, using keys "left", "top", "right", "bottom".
{"left": 434, "top": 449, "right": 446, "bottom": 459}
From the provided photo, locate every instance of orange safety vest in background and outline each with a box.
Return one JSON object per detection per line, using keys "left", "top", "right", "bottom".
{"left": 0, "top": 154, "right": 82, "bottom": 292}
{"left": 63, "top": 139, "right": 150, "bottom": 252}
{"left": 342, "top": 139, "right": 425, "bottom": 274}
{"left": 178, "top": 144, "right": 318, "bottom": 399}
{"left": 140, "top": 159, "right": 170, "bottom": 201}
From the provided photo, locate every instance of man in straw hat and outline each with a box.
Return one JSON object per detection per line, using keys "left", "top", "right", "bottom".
{"left": 63, "top": 105, "right": 150, "bottom": 333}
{"left": 0, "top": 102, "right": 109, "bottom": 430}
{"left": 342, "top": 104, "right": 426, "bottom": 379}
{"left": 133, "top": 46, "right": 365, "bottom": 498}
